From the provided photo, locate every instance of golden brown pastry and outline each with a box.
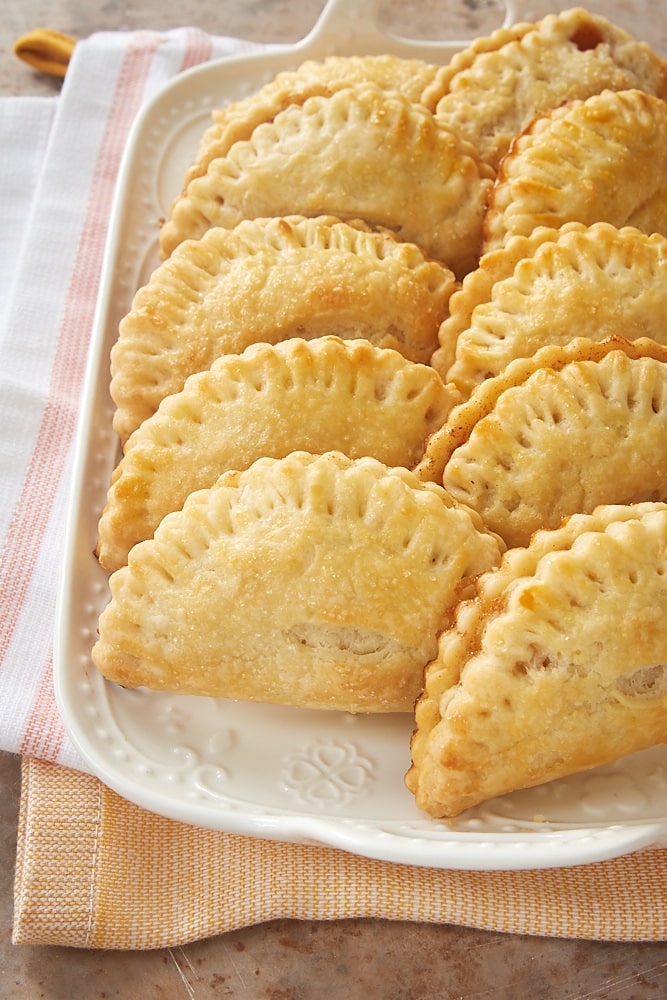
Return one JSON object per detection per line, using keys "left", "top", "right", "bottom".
{"left": 422, "top": 8, "right": 667, "bottom": 169}
{"left": 407, "top": 501, "right": 667, "bottom": 818}
{"left": 482, "top": 89, "right": 667, "bottom": 253}
{"left": 172, "top": 54, "right": 440, "bottom": 199}
{"left": 157, "top": 84, "right": 494, "bottom": 276}
{"left": 110, "top": 215, "right": 456, "bottom": 445}
{"left": 416, "top": 337, "right": 667, "bottom": 548}
{"left": 434, "top": 223, "right": 667, "bottom": 393}
{"left": 97, "top": 337, "right": 457, "bottom": 572}
{"left": 92, "top": 452, "right": 504, "bottom": 713}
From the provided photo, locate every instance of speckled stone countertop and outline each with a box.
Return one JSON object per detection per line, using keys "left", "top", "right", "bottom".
{"left": 2, "top": 1, "right": 667, "bottom": 996}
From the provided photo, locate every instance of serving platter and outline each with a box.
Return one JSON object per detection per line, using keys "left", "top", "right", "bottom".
{"left": 54, "top": 0, "right": 667, "bottom": 870}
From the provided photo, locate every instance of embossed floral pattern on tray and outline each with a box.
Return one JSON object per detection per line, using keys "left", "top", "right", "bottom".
{"left": 282, "top": 741, "right": 375, "bottom": 807}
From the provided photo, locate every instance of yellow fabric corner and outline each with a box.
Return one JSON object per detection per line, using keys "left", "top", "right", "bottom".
{"left": 13, "top": 29, "right": 76, "bottom": 79}
{"left": 11, "top": 757, "right": 667, "bottom": 949}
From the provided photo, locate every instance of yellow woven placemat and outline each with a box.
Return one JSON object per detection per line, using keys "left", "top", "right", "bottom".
{"left": 12, "top": 757, "right": 667, "bottom": 949}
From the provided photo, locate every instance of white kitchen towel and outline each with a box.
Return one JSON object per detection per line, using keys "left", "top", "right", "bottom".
{"left": 0, "top": 28, "right": 265, "bottom": 771}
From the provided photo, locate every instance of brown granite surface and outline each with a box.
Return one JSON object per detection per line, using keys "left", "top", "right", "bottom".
{"left": 2, "top": 1, "right": 667, "bottom": 996}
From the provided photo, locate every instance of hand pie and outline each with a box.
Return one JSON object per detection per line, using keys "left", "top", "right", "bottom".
{"left": 407, "top": 501, "right": 667, "bottom": 818}
{"left": 416, "top": 337, "right": 667, "bottom": 548}
{"left": 110, "top": 215, "right": 456, "bottom": 444}
{"left": 97, "top": 337, "right": 457, "bottom": 572}
{"left": 92, "top": 452, "right": 504, "bottom": 713}
{"left": 434, "top": 223, "right": 667, "bottom": 394}
{"left": 482, "top": 89, "right": 667, "bottom": 253}
{"left": 158, "top": 84, "right": 494, "bottom": 277}
{"left": 422, "top": 9, "right": 667, "bottom": 169}
{"left": 168, "top": 54, "right": 440, "bottom": 211}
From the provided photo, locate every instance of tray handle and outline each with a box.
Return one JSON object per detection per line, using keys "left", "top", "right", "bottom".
{"left": 303, "top": 0, "right": 517, "bottom": 53}
{"left": 307, "top": 0, "right": 385, "bottom": 40}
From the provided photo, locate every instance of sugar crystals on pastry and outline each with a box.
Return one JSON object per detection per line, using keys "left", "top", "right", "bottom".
{"left": 97, "top": 337, "right": 457, "bottom": 572}
{"left": 407, "top": 501, "right": 667, "bottom": 818}
{"left": 422, "top": 8, "right": 667, "bottom": 169}
{"left": 164, "top": 53, "right": 441, "bottom": 248}
{"left": 92, "top": 452, "right": 504, "bottom": 714}
{"left": 416, "top": 337, "right": 667, "bottom": 548}
{"left": 482, "top": 88, "right": 667, "bottom": 253}
{"left": 110, "top": 215, "right": 456, "bottom": 444}
{"left": 434, "top": 223, "right": 667, "bottom": 394}
{"left": 159, "top": 84, "right": 494, "bottom": 277}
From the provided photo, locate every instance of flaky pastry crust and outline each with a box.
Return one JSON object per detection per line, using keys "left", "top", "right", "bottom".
{"left": 110, "top": 215, "right": 455, "bottom": 443}
{"left": 98, "top": 337, "right": 457, "bottom": 572}
{"left": 434, "top": 223, "right": 667, "bottom": 393}
{"left": 158, "top": 84, "right": 494, "bottom": 277}
{"left": 407, "top": 502, "right": 667, "bottom": 817}
{"left": 482, "top": 89, "right": 667, "bottom": 253}
{"left": 423, "top": 8, "right": 667, "bottom": 168}
{"left": 92, "top": 452, "right": 503, "bottom": 713}
{"left": 416, "top": 337, "right": 667, "bottom": 548}
{"left": 169, "top": 54, "right": 440, "bottom": 209}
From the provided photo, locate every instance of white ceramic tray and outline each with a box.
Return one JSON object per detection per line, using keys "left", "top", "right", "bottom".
{"left": 54, "top": 0, "right": 667, "bottom": 870}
